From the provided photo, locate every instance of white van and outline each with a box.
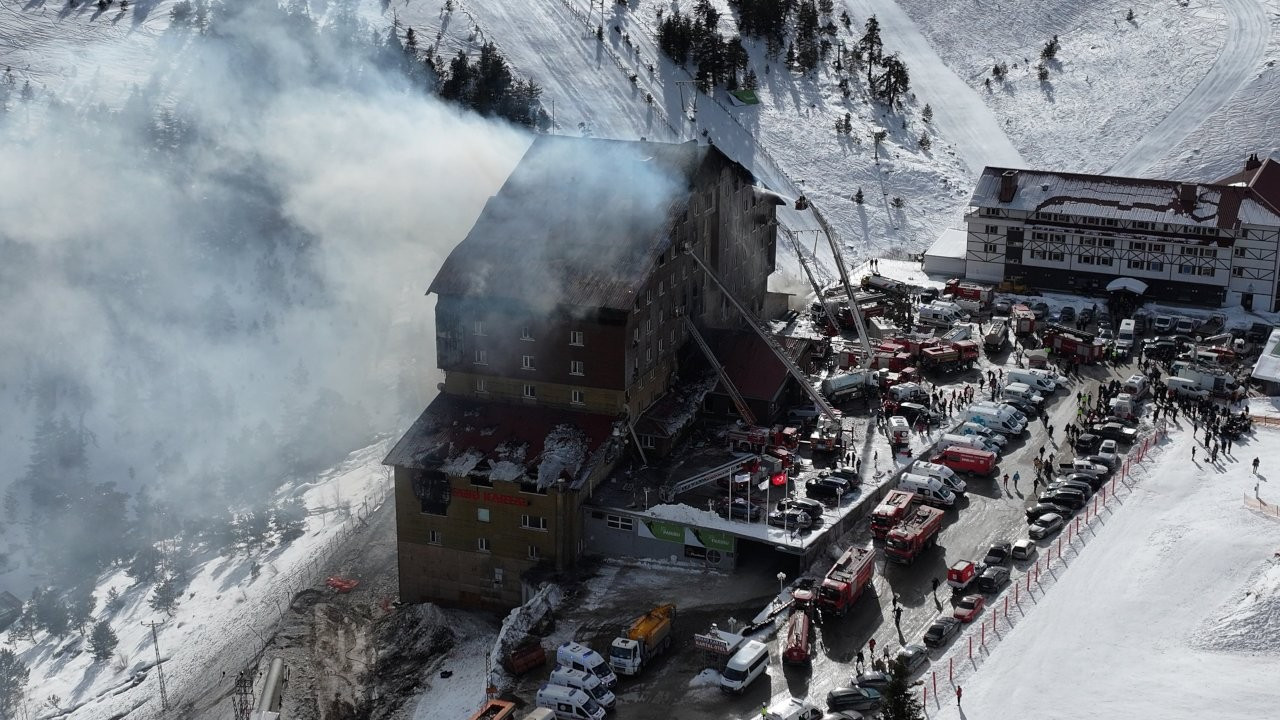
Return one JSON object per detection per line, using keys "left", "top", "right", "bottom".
{"left": 958, "top": 421, "right": 1008, "bottom": 448}
{"left": 720, "top": 640, "right": 769, "bottom": 694}
{"left": 536, "top": 684, "right": 607, "bottom": 720}
{"left": 1001, "top": 382, "right": 1044, "bottom": 406}
{"left": 549, "top": 667, "right": 616, "bottom": 711}
{"left": 524, "top": 710, "right": 558, "bottom": 720}
{"left": 964, "top": 404, "right": 1027, "bottom": 435}
{"left": 1006, "top": 368, "right": 1058, "bottom": 394}
{"left": 973, "top": 400, "right": 1029, "bottom": 427}
{"left": 898, "top": 473, "right": 957, "bottom": 507}
{"left": 556, "top": 642, "right": 618, "bottom": 689}
{"left": 1166, "top": 376, "right": 1209, "bottom": 400}
{"left": 1122, "top": 374, "right": 1148, "bottom": 399}
{"left": 911, "top": 461, "right": 967, "bottom": 495}
{"left": 917, "top": 302, "right": 967, "bottom": 327}
{"left": 939, "top": 433, "right": 1000, "bottom": 455}
{"left": 1116, "top": 319, "right": 1136, "bottom": 351}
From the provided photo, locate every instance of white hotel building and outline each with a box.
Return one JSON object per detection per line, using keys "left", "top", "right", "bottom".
{"left": 962, "top": 155, "right": 1280, "bottom": 311}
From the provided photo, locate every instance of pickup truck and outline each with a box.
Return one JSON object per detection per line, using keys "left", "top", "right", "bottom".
{"left": 1053, "top": 458, "right": 1109, "bottom": 478}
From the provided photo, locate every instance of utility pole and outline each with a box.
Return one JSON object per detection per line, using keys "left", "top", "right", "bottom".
{"left": 232, "top": 669, "right": 257, "bottom": 720}
{"left": 141, "top": 620, "right": 169, "bottom": 711}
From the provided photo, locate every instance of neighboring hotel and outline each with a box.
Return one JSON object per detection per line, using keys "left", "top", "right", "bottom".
{"left": 384, "top": 136, "right": 781, "bottom": 609}
{"left": 960, "top": 154, "right": 1280, "bottom": 310}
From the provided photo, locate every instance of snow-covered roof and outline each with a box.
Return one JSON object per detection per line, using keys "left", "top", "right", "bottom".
{"left": 1251, "top": 328, "right": 1280, "bottom": 383}
{"left": 925, "top": 227, "right": 968, "bottom": 260}
{"left": 969, "top": 166, "right": 1280, "bottom": 231}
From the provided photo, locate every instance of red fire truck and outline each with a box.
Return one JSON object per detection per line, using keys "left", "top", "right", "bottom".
{"left": 943, "top": 279, "right": 993, "bottom": 306}
{"left": 780, "top": 607, "right": 813, "bottom": 664}
{"left": 725, "top": 425, "right": 799, "bottom": 453}
{"left": 870, "top": 490, "right": 918, "bottom": 539}
{"left": 817, "top": 546, "right": 876, "bottom": 616}
{"left": 884, "top": 506, "right": 945, "bottom": 564}
{"left": 1041, "top": 324, "right": 1106, "bottom": 364}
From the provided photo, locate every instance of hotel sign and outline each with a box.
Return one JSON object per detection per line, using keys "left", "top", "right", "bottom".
{"left": 450, "top": 487, "right": 531, "bottom": 506}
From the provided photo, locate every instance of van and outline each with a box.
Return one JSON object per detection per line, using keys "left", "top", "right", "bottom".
{"left": 911, "top": 460, "right": 967, "bottom": 495}
{"left": 1174, "top": 317, "right": 1196, "bottom": 335}
{"left": 887, "top": 416, "right": 912, "bottom": 445}
{"left": 720, "top": 640, "right": 769, "bottom": 694}
{"left": 523, "top": 710, "right": 558, "bottom": 720}
{"left": 1166, "top": 376, "right": 1209, "bottom": 400}
{"left": 556, "top": 642, "right": 618, "bottom": 689}
{"left": 939, "top": 433, "right": 1000, "bottom": 455}
{"left": 1116, "top": 319, "right": 1136, "bottom": 351}
{"left": 958, "top": 421, "right": 1008, "bottom": 448}
{"left": 971, "top": 400, "right": 1029, "bottom": 426}
{"left": 549, "top": 667, "right": 616, "bottom": 711}
{"left": 1121, "top": 374, "right": 1148, "bottom": 399}
{"left": 962, "top": 404, "right": 1026, "bottom": 436}
{"left": 931, "top": 445, "right": 998, "bottom": 477}
{"left": 1005, "top": 368, "right": 1058, "bottom": 394}
{"left": 1001, "top": 382, "right": 1044, "bottom": 406}
{"left": 535, "top": 684, "right": 607, "bottom": 720}
{"left": 917, "top": 302, "right": 966, "bottom": 327}
{"left": 897, "top": 473, "right": 957, "bottom": 507}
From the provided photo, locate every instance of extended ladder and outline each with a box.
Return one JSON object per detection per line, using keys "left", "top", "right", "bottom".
{"left": 683, "top": 316, "right": 757, "bottom": 427}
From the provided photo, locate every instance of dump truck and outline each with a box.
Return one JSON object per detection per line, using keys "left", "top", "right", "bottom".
{"left": 817, "top": 546, "right": 876, "bottom": 616}
{"left": 884, "top": 505, "right": 945, "bottom": 564}
{"left": 983, "top": 318, "right": 1009, "bottom": 351}
{"left": 820, "top": 370, "right": 875, "bottom": 402}
{"left": 870, "top": 490, "right": 918, "bottom": 539}
{"left": 608, "top": 604, "right": 676, "bottom": 675}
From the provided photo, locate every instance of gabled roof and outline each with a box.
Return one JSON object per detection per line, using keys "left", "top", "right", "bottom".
{"left": 704, "top": 329, "right": 807, "bottom": 402}
{"left": 383, "top": 395, "right": 618, "bottom": 490}
{"left": 970, "top": 165, "right": 1280, "bottom": 231}
{"left": 429, "top": 136, "right": 745, "bottom": 311}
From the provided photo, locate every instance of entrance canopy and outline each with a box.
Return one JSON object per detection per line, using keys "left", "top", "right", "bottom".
{"left": 1106, "top": 277, "right": 1148, "bottom": 294}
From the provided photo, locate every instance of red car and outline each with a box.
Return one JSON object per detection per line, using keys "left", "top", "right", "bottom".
{"left": 953, "top": 594, "right": 985, "bottom": 623}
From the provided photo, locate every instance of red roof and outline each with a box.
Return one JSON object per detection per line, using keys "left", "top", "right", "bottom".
{"left": 706, "top": 330, "right": 806, "bottom": 401}
{"left": 1248, "top": 158, "right": 1280, "bottom": 216}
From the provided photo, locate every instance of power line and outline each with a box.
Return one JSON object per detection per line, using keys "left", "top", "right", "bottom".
{"left": 141, "top": 620, "right": 169, "bottom": 711}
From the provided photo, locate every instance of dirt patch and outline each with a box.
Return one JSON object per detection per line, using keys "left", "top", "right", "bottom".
{"left": 358, "top": 604, "right": 457, "bottom": 719}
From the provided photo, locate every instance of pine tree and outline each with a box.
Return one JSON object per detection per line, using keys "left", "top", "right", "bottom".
{"left": 1126, "top": 8, "right": 1135, "bottom": 21}
{"left": 148, "top": 573, "right": 181, "bottom": 616}
{"left": 860, "top": 16, "right": 883, "bottom": 88}
{"left": 89, "top": 620, "right": 119, "bottom": 663}
{"left": 880, "top": 658, "right": 926, "bottom": 720}
{"left": 922, "top": 103, "right": 933, "bottom": 123}
{"left": 405, "top": 27, "right": 417, "bottom": 54}
{"left": 32, "top": 587, "right": 70, "bottom": 639}
{"left": 126, "top": 543, "right": 164, "bottom": 585}
{"left": 66, "top": 586, "right": 95, "bottom": 636}
{"left": 918, "top": 133, "right": 931, "bottom": 150}
{"left": 1038, "top": 64, "right": 1050, "bottom": 81}
{"left": 271, "top": 497, "right": 308, "bottom": 544}
{"left": 743, "top": 68, "right": 758, "bottom": 91}
{"left": 1041, "top": 35, "right": 1059, "bottom": 61}
{"left": 0, "top": 649, "right": 29, "bottom": 719}
{"left": 855, "top": 187, "right": 864, "bottom": 204}
{"left": 874, "top": 54, "right": 910, "bottom": 107}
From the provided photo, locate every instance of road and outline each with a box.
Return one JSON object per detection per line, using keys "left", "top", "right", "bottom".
{"left": 841, "top": 0, "right": 1026, "bottom": 173}
{"left": 1108, "top": 0, "right": 1269, "bottom": 176}
{"left": 528, "top": 349, "right": 1140, "bottom": 719}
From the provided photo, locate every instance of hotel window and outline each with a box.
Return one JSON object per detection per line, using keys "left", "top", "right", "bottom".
{"left": 571, "top": 389, "right": 585, "bottom": 405}
{"left": 477, "top": 537, "right": 490, "bottom": 552}
{"left": 493, "top": 568, "right": 504, "bottom": 586}
{"left": 521, "top": 355, "right": 535, "bottom": 370}
{"left": 606, "top": 514, "right": 634, "bottom": 531}
{"left": 1131, "top": 242, "right": 1146, "bottom": 252}
{"left": 646, "top": 347, "right": 653, "bottom": 363}
{"left": 570, "top": 360, "right": 584, "bottom": 376}
{"left": 523, "top": 384, "right": 536, "bottom": 399}
{"left": 1148, "top": 261, "right": 1163, "bottom": 272}
{"left": 521, "top": 326, "right": 534, "bottom": 341}
{"left": 1198, "top": 266, "right": 1215, "bottom": 276}
{"left": 429, "top": 530, "right": 442, "bottom": 545}
{"left": 1150, "top": 244, "right": 1165, "bottom": 253}
{"left": 1050, "top": 252, "right": 1064, "bottom": 261}
{"left": 646, "top": 317, "right": 652, "bottom": 335}
{"left": 473, "top": 320, "right": 484, "bottom": 336}
{"left": 1098, "top": 257, "right": 1113, "bottom": 266}
{"left": 1234, "top": 247, "right": 1246, "bottom": 258}
{"left": 659, "top": 280, "right": 665, "bottom": 296}
{"left": 474, "top": 378, "right": 487, "bottom": 394}
{"left": 1233, "top": 267, "right": 1244, "bottom": 278}
{"left": 1099, "top": 238, "right": 1114, "bottom": 248}
{"left": 474, "top": 349, "right": 488, "bottom": 365}
{"left": 640, "top": 435, "right": 656, "bottom": 449}
{"left": 521, "top": 515, "right": 548, "bottom": 530}
{"left": 647, "top": 289, "right": 653, "bottom": 305}
{"left": 477, "top": 508, "right": 490, "bottom": 523}
{"left": 1128, "top": 260, "right": 1143, "bottom": 269}
{"left": 528, "top": 545, "right": 541, "bottom": 560}
{"left": 983, "top": 243, "right": 997, "bottom": 253}
{"left": 570, "top": 330, "right": 584, "bottom": 346}
{"left": 1078, "top": 255, "right": 1094, "bottom": 265}
{"left": 985, "top": 225, "right": 998, "bottom": 234}
{"left": 1179, "top": 265, "right": 1195, "bottom": 275}
{"left": 658, "top": 339, "right": 664, "bottom": 355}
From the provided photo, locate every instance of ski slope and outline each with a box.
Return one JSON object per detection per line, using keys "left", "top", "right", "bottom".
{"left": 924, "top": 428, "right": 1280, "bottom": 720}
{"left": 1109, "top": 0, "right": 1271, "bottom": 175}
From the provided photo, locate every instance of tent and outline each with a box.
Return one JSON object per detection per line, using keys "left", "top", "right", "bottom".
{"left": 1105, "top": 277, "right": 1148, "bottom": 294}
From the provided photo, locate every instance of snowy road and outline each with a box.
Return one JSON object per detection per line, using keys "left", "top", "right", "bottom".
{"left": 1108, "top": 0, "right": 1270, "bottom": 176}
{"left": 841, "top": 0, "right": 1026, "bottom": 172}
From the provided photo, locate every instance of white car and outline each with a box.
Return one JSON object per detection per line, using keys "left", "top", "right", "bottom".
{"left": 764, "top": 697, "right": 824, "bottom": 720}
{"left": 1099, "top": 439, "right": 1119, "bottom": 455}
{"left": 1029, "top": 512, "right": 1065, "bottom": 540}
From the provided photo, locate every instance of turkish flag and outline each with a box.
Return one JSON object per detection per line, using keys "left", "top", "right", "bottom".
{"left": 770, "top": 472, "right": 788, "bottom": 486}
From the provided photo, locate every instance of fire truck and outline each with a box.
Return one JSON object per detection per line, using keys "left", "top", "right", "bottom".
{"left": 808, "top": 418, "right": 843, "bottom": 453}
{"left": 1011, "top": 304, "right": 1037, "bottom": 336}
{"left": 1041, "top": 324, "right": 1106, "bottom": 364}
{"left": 919, "top": 341, "right": 979, "bottom": 373}
{"left": 817, "top": 546, "right": 876, "bottom": 616}
{"left": 870, "top": 490, "right": 918, "bottom": 539}
{"left": 780, "top": 607, "right": 813, "bottom": 664}
{"left": 943, "top": 279, "right": 993, "bottom": 307}
{"left": 884, "top": 505, "right": 945, "bottom": 564}
{"left": 725, "top": 424, "right": 799, "bottom": 453}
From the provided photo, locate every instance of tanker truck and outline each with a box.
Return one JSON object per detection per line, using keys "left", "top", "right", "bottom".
{"left": 608, "top": 604, "right": 676, "bottom": 676}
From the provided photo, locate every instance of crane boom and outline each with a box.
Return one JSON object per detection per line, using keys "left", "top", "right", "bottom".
{"left": 682, "top": 246, "right": 839, "bottom": 423}
{"left": 779, "top": 226, "right": 837, "bottom": 335}
{"left": 683, "top": 316, "right": 756, "bottom": 426}
{"left": 818, "top": 224, "right": 875, "bottom": 364}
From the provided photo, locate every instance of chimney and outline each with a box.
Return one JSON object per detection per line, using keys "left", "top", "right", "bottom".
{"left": 1178, "top": 183, "right": 1198, "bottom": 211}
{"left": 998, "top": 170, "right": 1019, "bottom": 203}
{"left": 1245, "top": 153, "right": 1262, "bottom": 172}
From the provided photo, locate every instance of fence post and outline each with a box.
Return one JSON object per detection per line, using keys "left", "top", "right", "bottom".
{"left": 981, "top": 622, "right": 986, "bottom": 646}
{"left": 1004, "top": 595, "right": 1009, "bottom": 619}
{"left": 932, "top": 671, "right": 937, "bottom": 697}
{"left": 949, "top": 656, "right": 954, "bottom": 682}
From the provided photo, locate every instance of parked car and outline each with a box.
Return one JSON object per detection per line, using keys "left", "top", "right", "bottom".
{"left": 897, "top": 402, "right": 941, "bottom": 426}
{"left": 1073, "top": 433, "right": 1103, "bottom": 453}
{"left": 827, "top": 687, "right": 883, "bottom": 713}
{"left": 1011, "top": 539, "right": 1036, "bottom": 561}
{"left": 1173, "top": 317, "right": 1196, "bottom": 335}
{"left": 1002, "top": 396, "right": 1039, "bottom": 417}
{"left": 1060, "top": 471, "right": 1107, "bottom": 491}
{"left": 1026, "top": 502, "right": 1068, "bottom": 522}
{"left": 923, "top": 616, "right": 962, "bottom": 648}
{"left": 1153, "top": 315, "right": 1174, "bottom": 333}
{"left": 768, "top": 509, "right": 813, "bottom": 529}
{"left": 952, "top": 594, "right": 985, "bottom": 623}
{"left": 993, "top": 299, "right": 1012, "bottom": 315}
{"left": 777, "top": 497, "right": 825, "bottom": 520}
{"left": 1029, "top": 512, "right": 1066, "bottom": 539}
{"left": 976, "top": 566, "right": 1011, "bottom": 593}
{"left": 1079, "top": 307, "right": 1095, "bottom": 324}
{"left": 1098, "top": 328, "right": 1115, "bottom": 341}
{"left": 983, "top": 542, "right": 1012, "bottom": 566}
{"left": 766, "top": 698, "right": 825, "bottom": 720}
{"left": 895, "top": 644, "right": 930, "bottom": 673}
{"left": 1039, "top": 488, "right": 1087, "bottom": 512}
{"left": 851, "top": 671, "right": 891, "bottom": 690}
{"left": 825, "top": 466, "right": 862, "bottom": 485}
{"left": 806, "top": 476, "right": 851, "bottom": 502}
{"left": 1031, "top": 302, "right": 1049, "bottom": 319}
{"left": 1083, "top": 453, "right": 1119, "bottom": 471}
{"left": 726, "top": 498, "right": 763, "bottom": 521}
{"left": 1091, "top": 423, "right": 1137, "bottom": 443}
{"left": 1058, "top": 306, "right": 1076, "bottom": 323}
{"left": 1099, "top": 438, "right": 1119, "bottom": 453}
{"left": 1047, "top": 479, "right": 1093, "bottom": 497}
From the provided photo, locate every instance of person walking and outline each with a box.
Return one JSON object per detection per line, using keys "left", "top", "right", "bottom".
{"left": 1191, "top": 446, "right": 1196, "bottom": 462}
{"left": 869, "top": 637, "right": 877, "bottom": 656}
{"left": 1013, "top": 471, "right": 1021, "bottom": 488}
{"left": 1253, "top": 457, "right": 1260, "bottom": 473}
{"left": 956, "top": 686, "right": 963, "bottom": 706}
{"left": 856, "top": 649, "right": 865, "bottom": 672}
{"left": 1002, "top": 474, "right": 1010, "bottom": 492}
{"left": 893, "top": 606, "right": 903, "bottom": 628}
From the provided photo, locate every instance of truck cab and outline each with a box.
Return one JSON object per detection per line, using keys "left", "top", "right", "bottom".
{"left": 556, "top": 642, "right": 618, "bottom": 689}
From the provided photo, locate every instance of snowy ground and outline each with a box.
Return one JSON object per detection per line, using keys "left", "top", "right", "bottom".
{"left": 5, "top": 441, "right": 393, "bottom": 720}
{"left": 916, "top": 426, "right": 1280, "bottom": 720}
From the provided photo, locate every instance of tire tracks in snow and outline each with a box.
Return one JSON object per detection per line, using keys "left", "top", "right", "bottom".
{"left": 1108, "top": 0, "right": 1270, "bottom": 176}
